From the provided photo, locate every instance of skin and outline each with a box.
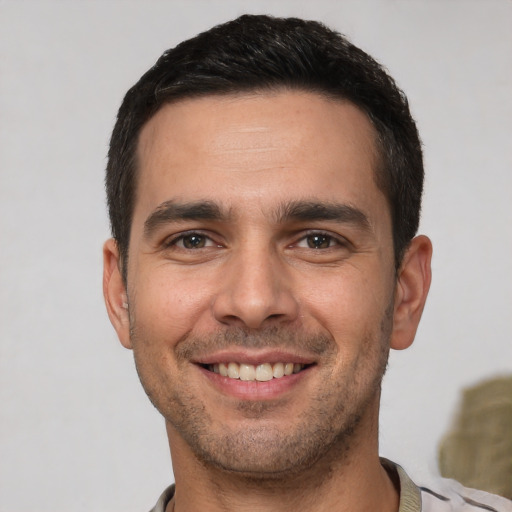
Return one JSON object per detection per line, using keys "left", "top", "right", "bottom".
{"left": 103, "top": 90, "right": 432, "bottom": 512}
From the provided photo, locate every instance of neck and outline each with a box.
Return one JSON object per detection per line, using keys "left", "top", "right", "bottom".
{"left": 165, "top": 402, "right": 399, "bottom": 512}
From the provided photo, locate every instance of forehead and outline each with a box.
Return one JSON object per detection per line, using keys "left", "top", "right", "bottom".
{"left": 134, "top": 91, "right": 387, "bottom": 228}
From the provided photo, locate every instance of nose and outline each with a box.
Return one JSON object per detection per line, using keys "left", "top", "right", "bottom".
{"left": 211, "top": 245, "right": 299, "bottom": 329}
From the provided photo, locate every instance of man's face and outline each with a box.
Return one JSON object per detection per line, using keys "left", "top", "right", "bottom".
{"left": 107, "top": 91, "right": 401, "bottom": 475}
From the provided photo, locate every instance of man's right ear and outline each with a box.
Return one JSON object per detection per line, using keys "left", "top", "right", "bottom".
{"left": 103, "top": 238, "right": 132, "bottom": 349}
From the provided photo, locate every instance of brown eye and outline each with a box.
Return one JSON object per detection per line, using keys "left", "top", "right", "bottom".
{"left": 306, "top": 234, "right": 332, "bottom": 249}
{"left": 182, "top": 234, "right": 207, "bottom": 249}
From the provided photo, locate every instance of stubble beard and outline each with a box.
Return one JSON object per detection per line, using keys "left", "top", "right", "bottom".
{"left": 130, "top": 309, "right": 392, "bottom": 480}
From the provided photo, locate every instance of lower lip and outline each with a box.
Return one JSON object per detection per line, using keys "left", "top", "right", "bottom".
{"left": 198, "top": 365, "right": 311, "bottom": 401}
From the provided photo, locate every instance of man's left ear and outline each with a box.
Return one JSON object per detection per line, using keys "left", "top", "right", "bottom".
{"left": 391, "top": 235, "right": 432, "bottom": 350}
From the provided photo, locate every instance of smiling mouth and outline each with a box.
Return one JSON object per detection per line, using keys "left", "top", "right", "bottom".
{"left": 203, "top": 362, "right": 309, "bottom": 382}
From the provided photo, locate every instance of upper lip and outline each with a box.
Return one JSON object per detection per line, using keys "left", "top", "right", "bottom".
{"left": 192, "top": 349, "right": 316, "bottom": 366}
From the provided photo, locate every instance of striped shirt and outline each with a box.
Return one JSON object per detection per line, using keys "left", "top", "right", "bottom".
{"left": 149, "top": 460, "right": 512, "bottom": 511}
{"left": 386, "top": 459, "right": 512, "bottom": 512}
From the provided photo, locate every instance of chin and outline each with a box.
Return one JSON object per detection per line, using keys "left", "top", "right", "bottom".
{"left": 172, "top": 408, "right": 365, "bottom": 480}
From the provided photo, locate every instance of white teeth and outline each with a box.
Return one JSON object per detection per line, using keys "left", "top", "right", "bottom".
{"left": 284, "top": 363, "right": 294, "bottom": 376}
{"left": 209, "top": 362, "right": 305, "bottom": 381}
{"left": 239, "top": 364, "right": 256, "bottom": 381}
{"left": 219, "top": 363, "right": 228, "bottom": 377}
{"left": 255, "top": 363, "right": 273, "bottom": 381}
{"left": 272, "top": 362, "right": 285, "bottom": 378}
{"left": 227, "top": 362, "right": 240, "bottom": 379}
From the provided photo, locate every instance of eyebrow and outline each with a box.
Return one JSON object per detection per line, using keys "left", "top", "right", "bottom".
{"left": 276, "top": 200, "right": 372, "bottom": 231}
{"left": 144, "top": 200, "right": 227, "bottom": 237}
{"left": 143, "top": 198, "right": 372, "bottom": 238}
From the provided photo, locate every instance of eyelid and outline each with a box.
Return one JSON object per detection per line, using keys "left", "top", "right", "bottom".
{"left": 162, "top": 230, "right": 222, "bottom": 249}
{"left": 293, "top": 230, "right": 350, "bottom": 248}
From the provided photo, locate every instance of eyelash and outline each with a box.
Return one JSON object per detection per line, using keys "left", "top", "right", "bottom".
{"left": 162, "top": 230, "right": 348, "bottom": 251}
{"left": 163, "top": 231, "right": 220, "bottom": 250}
{"left": 294, "top": 231, "right": 349, "bottom": 250}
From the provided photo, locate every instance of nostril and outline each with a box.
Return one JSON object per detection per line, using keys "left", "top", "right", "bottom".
{"left": 217, "top": 314, "right": 249, "bottom": 327}
{"left": 264, "top": 313, "right": 287, "bottom": 323}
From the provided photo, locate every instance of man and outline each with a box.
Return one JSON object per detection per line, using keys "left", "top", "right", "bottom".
{"left": 102, "top": 14, "right": 511, "bottom": 512}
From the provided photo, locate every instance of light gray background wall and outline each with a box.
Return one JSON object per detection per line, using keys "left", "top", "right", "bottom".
{"left": 1, "top": 1, "right": 511, "bottom": 511}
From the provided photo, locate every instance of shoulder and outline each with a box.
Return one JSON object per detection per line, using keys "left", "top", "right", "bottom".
{"left": 381, "top": 458, "right": 512, "bottom": 512}
{"left": 148, "top": 484, "right": 175, "bottom": 512}
{"left": 419, "top": 480, "right": 512, "bottom": 512}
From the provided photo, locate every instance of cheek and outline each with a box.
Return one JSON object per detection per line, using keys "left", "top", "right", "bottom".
{"left": 130, "top": 266, "right": 215, "bottom": 342}
{"left": 300, "top": 263, "right": 392, "bottom": 341}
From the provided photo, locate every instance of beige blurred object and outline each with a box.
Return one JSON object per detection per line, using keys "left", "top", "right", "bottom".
{"left": 438, "top": 375, "right": 512, "bottom": 499}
